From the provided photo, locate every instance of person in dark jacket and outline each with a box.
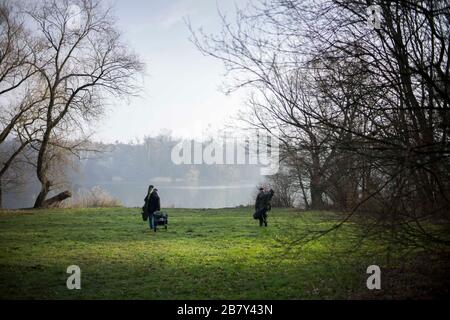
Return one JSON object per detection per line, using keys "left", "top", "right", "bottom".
{"left": 254, "top": 187, "right": 274, "bottom": 227}
{"left": 143, "top": 185, "right": 161, "bottom": 232}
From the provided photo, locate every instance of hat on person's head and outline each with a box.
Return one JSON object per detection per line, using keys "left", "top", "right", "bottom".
{"left": 259, "top": 187, "right": 264, "bottom": 191}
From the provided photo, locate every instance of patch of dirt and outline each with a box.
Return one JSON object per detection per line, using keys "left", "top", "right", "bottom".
{"left": 351, "top": 252, "right": 450, "bottom": 299}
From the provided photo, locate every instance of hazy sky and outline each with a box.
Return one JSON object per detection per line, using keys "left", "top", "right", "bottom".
{"left": 94, "top": 0, "right": 250, "bottom": 143}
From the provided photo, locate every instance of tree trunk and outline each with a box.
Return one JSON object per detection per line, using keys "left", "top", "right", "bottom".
{"left": 309, "top": 153, "right": 324, "bottom": 210}
{"left": 34, "top": 180, "right": 50, "bottom": 208}
{"left": 310, "top": 178, "right": 324, "bottom": 210}
{"left": 42, "top": 190, "right": 71, "bottom": 208}
{"left": 33, "top": 124, "right": 52, "bottom": 208}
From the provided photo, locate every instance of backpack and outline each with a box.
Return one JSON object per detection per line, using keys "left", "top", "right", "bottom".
{"left": 253, "top": 208, "right": 265, "bottom": 219}
{"left": 141, "top": 209, "right": 148, "bottom": 221}
{"left": 141, "top": 195, "right": 149, "bottom": 221}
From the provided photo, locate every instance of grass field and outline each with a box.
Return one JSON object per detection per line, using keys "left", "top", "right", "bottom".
{"left": 0, "top": 207, "right": 445, "bottom": 299}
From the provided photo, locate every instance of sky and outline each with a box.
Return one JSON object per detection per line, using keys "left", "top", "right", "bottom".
{"left": 94, "top": 0, "right": 250, "bottom": 143}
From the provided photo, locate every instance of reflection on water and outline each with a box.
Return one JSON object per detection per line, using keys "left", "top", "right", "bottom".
{"left": 3, "top": 181, "right": 259, "bottom": 209}
{"left": 82, "top": 182, "right": 257, "bottom": 208}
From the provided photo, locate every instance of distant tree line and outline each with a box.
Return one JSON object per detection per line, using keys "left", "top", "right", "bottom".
{"left": 78, "top": 135, "right": 262, "bottom": 186}
{"left": 2, "top": 133, "right": 263, "bottom": 209}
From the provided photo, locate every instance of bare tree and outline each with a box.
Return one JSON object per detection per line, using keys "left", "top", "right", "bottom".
{"left": 191, "top": 0, "right": 450, "bottom": 250}
{"left": 303, "top": 0, "right": 450, "bottom": 247}
{"left": 0, "top": 1, "right": 42, "bottom": 208}
{"left": 266, "top": 167, "right": 297, "bottom": 208}
{"left": 0, "top": 1, "right": 38, "bottom": 140}
{"left": 22, "top": 0, "right": 144, "bottom": 208}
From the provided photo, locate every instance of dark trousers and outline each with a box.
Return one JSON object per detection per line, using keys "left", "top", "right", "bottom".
{"left": 258, "top": 210, "right": 267, "bottom": 226}
{"left": 148, "top": 213, "right": 156, "bottom": 231}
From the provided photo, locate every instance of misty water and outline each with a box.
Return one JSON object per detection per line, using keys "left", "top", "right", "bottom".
{"left": 3, "top": 137, "right": 266, "bottom": 209}
{"left": 78, "top": 181, "right": 259, "bottom": 208}
{"left": 4, "top": 181, "right": 260, "bottom": 209}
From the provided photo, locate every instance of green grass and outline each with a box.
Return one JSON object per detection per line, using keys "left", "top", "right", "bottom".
{"left": 0, "top": 207, "right": 427, "bottom": 299}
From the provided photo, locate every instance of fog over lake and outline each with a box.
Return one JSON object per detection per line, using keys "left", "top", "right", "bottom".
{"left": 75, "top": 182, "right": 259, "bottom": 208}
{"left": 3, "top": 135, "right": 265, "bottom": 209}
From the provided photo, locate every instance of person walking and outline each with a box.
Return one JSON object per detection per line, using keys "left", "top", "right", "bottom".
{"left": 254, "top": 187, "right": 274, "bottom": 227}
{"left": 143, "top": 185, "right": 161, "bottom": 232}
